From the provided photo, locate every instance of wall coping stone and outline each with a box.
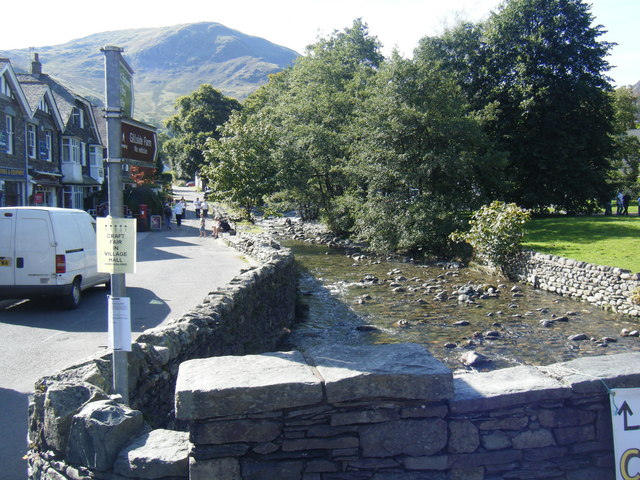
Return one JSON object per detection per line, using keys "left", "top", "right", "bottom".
{"left": 176, "top": 343, "right": 454, "bottom": 421}
{"left": 175, "top": 351, "right": 324, "bottom": 420}
{"left": 450, "top": 365, "right": 570, "bottom": 414}
{"left": 307, "top": 343, "right": 453, "bottom": 404}
{"left": 540, "top": 351, "right": 640, "bottom": 394}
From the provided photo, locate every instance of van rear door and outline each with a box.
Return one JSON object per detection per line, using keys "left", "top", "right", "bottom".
{"left": 0, "top": 209, "right": 17, "bottom": 286}
{"left": 14, "top": 209, "right": 55, "bottom": 287}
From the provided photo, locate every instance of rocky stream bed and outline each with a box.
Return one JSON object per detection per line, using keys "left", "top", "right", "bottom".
{"left": 260, "top": 217, "right": 640, "bottom": 372}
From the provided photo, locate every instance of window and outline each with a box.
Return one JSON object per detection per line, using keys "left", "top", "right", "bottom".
{"left": 43, "top": 130, "right": 52, "bottom": 161}
{"left": 89, "top": 145, "right": 103, "bottom": 166}
{"left": 27, "top": 124, "right": 36, "bottom": 159}
{"left": 63, "top": 186, "right": 84, "bottom": 209}
{"left": 4, "top": 115, "right": 14, "bottom": 155}
{"left": 38, "top": 97, "right": 50, "bottom": 113}
{"left": 62, "top": 137, "right": 80, "bottom": 163}
{"left": 71, "top": 107, "right": 84, "bottom": 128}
{"left": 0, "top": 74, "right": 12, "bottom": 97}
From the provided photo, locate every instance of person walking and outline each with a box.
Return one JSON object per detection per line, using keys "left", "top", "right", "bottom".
{"left": 163, "top": 202, "right": 172, "bottom": 230}
{"left": 201, "top": 199, "right": 209, "bottom": 218}
{"left": 194, "top": 198, "right": 201, "bottom": 219}
{"left": 173, "top": 200, "right": 184, "bottom": 229}
{"left": 616, "top": 192, "right": 624, "bottom": 215}
{"left": 623, "top": 193, "right": 630, "bottom": 215}
{"left": 180, "top": 197, "right": 187, "bottom": 219}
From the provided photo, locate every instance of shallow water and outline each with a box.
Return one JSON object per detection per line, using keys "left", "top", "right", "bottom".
{"left": 283, "top": 240, "right": 640, "bottom": 372}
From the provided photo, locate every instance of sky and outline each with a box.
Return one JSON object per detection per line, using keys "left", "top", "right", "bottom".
{"left": 1, "top": 0, "right": 638, "bottom": 87}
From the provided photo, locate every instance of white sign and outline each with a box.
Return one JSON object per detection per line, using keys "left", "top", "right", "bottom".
{"left": 610, "top": 388, "right": 640, "bottom": 480}
{"left": 108, "top": 295, "right": 131, "bottom": 352}
{"left": 97, "top": 217, "right": 137, "bottom": 274}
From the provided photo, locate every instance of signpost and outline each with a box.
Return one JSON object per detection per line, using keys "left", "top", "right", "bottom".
{"left": 102, "top": 45, "right": 135, "bottom": 404}
{"left": 101, "top": 45, "right": 158, "bottom": 405}
{"left": 610, "top": 388, "right": 640, "bottom": 479}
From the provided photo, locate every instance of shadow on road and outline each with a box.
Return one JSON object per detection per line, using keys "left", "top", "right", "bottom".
{"left": 0, "top": 286, "right": 169, "bottom": 333}
{"left": 0, "top": 387, "right": 29, "bottom": 480}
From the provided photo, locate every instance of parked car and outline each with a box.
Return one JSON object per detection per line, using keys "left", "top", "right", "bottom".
{"left": 0, "top": 207, "right": 110, "bottom": 308}
{"left": 185, "top": 181, "right": 195, "bottom": 187}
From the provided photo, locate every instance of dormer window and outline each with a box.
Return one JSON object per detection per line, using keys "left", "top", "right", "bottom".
{"left": 38, "top": 97, "right": 50, "bottom": 113}
{"left": 0, "top": 74, "right": 12, "bottom": 98}
{"left": 71, "top": 107, "right": 84, "bottom": 128}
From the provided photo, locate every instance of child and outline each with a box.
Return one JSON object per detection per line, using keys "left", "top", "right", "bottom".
{"left": 199, "top": 212, "right": 206, "bottom": 237}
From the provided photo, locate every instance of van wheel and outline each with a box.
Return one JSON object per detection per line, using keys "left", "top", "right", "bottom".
{"left": 62, "top": 278, "right": 82, "bottom": 309}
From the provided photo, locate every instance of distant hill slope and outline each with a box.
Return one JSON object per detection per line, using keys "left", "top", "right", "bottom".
{"left": 1, "top": 22, "right": 299, "bottom": 125}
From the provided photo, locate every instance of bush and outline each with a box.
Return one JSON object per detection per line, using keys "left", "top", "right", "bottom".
{"left": 451, "top": 201, "right": 530, "bottom": 268}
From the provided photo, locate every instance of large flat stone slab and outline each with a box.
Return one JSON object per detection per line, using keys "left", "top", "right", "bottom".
{"left": 175, "top": 351, "right": 323, "bottom": 420}
{"left": 307, "top": 343, "right": 453, "bottom": 403}
{"left": 541, "top": 352, "right": 640, "bottom": 394}
{"left": 451, "top": 365, "right": 570, "bottom": 413}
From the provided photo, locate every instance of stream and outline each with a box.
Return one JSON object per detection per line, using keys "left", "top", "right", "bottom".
{"left": 282, "top": 240, "right": 640, "bottom": 372}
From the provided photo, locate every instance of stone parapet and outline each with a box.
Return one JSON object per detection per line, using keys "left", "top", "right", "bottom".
{"left": 28, "top": 234, "right": 296, "bottom": 480}
{"left": 178, "top": 344, "right": 640, "bottom": 479}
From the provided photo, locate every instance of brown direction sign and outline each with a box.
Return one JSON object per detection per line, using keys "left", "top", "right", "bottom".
{"left": 121, "top": 120, "right": 157, "bottom": 166}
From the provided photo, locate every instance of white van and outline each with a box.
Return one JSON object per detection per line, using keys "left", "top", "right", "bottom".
{"left": 0, "top": 207, "right": 110, "bottom": 309}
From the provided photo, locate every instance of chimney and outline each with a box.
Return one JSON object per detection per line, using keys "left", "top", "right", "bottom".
{"left": 31, "top": 53, "right": 42, "bottom": 77}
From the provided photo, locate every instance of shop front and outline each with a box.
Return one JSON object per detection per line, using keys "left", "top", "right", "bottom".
{"left": 0, "top": 166, "right": 26, "bottom": 207}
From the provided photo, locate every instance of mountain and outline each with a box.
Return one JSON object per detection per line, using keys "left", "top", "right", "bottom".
{"left": 1, "top": 22, "right": 299, "bottom": 125}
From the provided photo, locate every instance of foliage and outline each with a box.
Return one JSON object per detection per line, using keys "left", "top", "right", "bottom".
{"left": 523, "top": 215, "right": 640, "bottom": 273}
{"left": 451, "top": 201, "right": 531, "bottom": 267}
{"left": 607, "top": 86, "right": 640, "bottom": 195}
{"left": 417, "top": 0, "right": 615, "bottom": 213}
{"left": 124, "top": 185, "right": 164, "bottom": 215}
{"left": 195, "top": 5, "right": 620, "bottom": 258}
{"left": 202, "top": 109, "right": 278, "bottom": 220}
{"left": 128, "top": 166, "right": 157, "bottom": 186}
{"left": 347, "top": 53, "right": 506, "bottom": 254}
{"left": 164, "top": 85, "right": 241, "bottom": 180}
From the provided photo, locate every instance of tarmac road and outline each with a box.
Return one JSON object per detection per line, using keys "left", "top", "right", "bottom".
{"left": 0, "top": 187, "right": 254, "bottom": 479}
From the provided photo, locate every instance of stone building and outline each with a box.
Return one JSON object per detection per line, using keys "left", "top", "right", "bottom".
{"left": 0, "top": 54, "right": 106, "bottom": 209}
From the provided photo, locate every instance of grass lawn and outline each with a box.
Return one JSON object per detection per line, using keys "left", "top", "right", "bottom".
{"left": 523, "top": 214, "right": 640, "bottom": 273}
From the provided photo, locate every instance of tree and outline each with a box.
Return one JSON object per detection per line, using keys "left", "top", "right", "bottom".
{"left": 480, "top": 0, "right": 615, "bottom": 212}
{"left": 264, "top": 19, "right": 384, "bottom": 226}
{"left": 347, "top": 53, "right": 505, "bottom": 254}
{"left": 608, "top": 86, "right": 640, "bottom": 194}
{"left": 416, "top": 0, "right": 615, "bottom": 212}
{"left": 202, "top": 108, "right": 278, "bottom": 220}
{"left": 164, "top": 85, "right": 240, "bottom": 179}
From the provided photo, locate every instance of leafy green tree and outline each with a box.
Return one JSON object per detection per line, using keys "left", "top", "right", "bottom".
{"left": 264, "top": 19, "right": 384, "bottom": 225}
{"left": 164, "top": 84, "right": 240, "bottom": 179}
{"left": 416, "top": 0, "right": 615, "bottom": 212}
{"left": 347, "top": 53, "right": 505, "bottom": 254}
{"left": 607, "top": 86, "right": 640, "bottom": 194}
{"left": 479, "top": 0, "right": 614, "bottom": 212}
{"left": 202, "top": 108, "right": 278, "bottom": 220}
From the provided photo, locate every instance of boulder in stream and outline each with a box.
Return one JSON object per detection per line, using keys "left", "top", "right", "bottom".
{"left": 460, "top": 351, "right": 490, "bottom": 367}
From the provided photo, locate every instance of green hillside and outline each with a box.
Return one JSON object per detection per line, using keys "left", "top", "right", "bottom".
{"left": 1, "top": 22, "right": 299, "bottom": 125}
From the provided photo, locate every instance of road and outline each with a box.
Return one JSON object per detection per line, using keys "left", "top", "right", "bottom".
{"left": 0, "top": 187, "right": 254, "bottom": 479}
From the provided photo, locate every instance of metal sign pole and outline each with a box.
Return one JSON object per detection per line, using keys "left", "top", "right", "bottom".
{"left": 102, "top": 45, "right": 128, "bottom": 404}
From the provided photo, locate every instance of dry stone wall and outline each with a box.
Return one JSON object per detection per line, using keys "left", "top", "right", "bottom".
{"left": 178, "top": 345, "right": 640, "bottom": 480}
{"left": 508, "top": 250, "right": 640, "bottom": 317}
{"left": 28, "top": 234, "right": 296, "bottom": 480}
